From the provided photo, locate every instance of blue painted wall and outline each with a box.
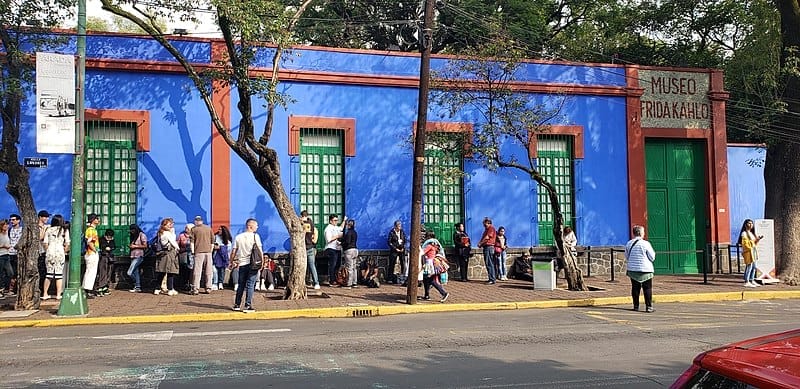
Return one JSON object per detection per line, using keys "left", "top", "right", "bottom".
{"left": 727, "top": 146, "right": 766, "bottom": 243}
{"left": 0, "top": 36, "right": 698, "bottom": 252}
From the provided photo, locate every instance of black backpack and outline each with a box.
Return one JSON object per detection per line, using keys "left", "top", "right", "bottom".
{"left": 143, "top": 235, "right": 163, "bottom": 258}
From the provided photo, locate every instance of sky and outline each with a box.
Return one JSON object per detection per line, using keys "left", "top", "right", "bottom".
{"left": 85, "top": 0, "right": 220, "bottom": 37}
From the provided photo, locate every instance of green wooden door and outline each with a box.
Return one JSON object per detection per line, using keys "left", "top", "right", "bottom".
{"left": 423, "top": 148, "right": 463, "bottom": 247}
{"left": 537, "top": 135, "right": 574, "bottom": 245}
{"left": 85, "top": 139, "right": 137, "bottom": 256}
{"left": 645, "top": 140, "right": 706, "bottom": 274}
{"left": 300, "top": 128, "right": 344, "bottom": 249}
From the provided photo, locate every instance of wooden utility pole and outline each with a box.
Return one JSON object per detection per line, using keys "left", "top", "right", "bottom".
{"left": 406, "top": 0, "right": 436, "bottom": 304}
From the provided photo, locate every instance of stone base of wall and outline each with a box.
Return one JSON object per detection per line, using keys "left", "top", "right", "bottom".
{"left": 108, "top": 244, "right": 739, "bottom": 289}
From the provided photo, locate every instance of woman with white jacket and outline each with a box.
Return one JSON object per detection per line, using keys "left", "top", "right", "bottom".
{"left": 625, "top": 225, "right": 656, "bottom": 313}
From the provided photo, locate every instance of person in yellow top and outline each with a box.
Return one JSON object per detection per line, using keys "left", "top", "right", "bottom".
{"left": 738, "top": 219, "right": 762, "bottom": 288}
{"left": 83, "top": 213, "right": 101, "bottom": 298}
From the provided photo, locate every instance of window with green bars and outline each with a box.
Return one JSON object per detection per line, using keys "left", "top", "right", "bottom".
{"left": 537, "top": 135, "right": 574, "bottom": 246}
{"left": 85, "top": 121, "right": 138, "bottom": 256}
{"left": 423, "top": 138, "right": 464, "bottom": 247}
{"left": 300, "top": 128, "right": 345, "bottom": 248}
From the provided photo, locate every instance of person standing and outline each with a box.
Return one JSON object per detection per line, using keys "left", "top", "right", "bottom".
{"left": 177, "top": 223, "right": 194, "bottom": 291}
{"left": 341, "top": 219, "right": 359, "bottom": 288}
{"left": 301, "top": 211, "right": 320, "bottom": 290}
{"left": 386, "top": 220, "right": 407, "bottom": 285}
{"left": 6, "top": 214, "right": 22, "bottom": 295}
{"left": 495, "top": 226, "right": 508, "bottom": 281}
{"left": 452, "top": 222, "right": 471, "bottom": 282}
{"left": 42, "top": 215, "right": 69, "bottom": 300}
{"left": 323, "top": 214, "right": 345, "bottom": 287}
{"left": 0, "top": 219, "right": 13, "bottom": 299}
{"left": 127, "top": 224, "right": 147, "bottom": 293}
{"left": 739, "top": 219, "right": 763, "bottom": 288}
{"left": 478, "top": 217, "right": 497, "bottom": 285}
{"left": 190, "top": 216, "right": 215, "bottom": 295}
{"left": 82, "top": 214, "right": 101, "bottom": 299}
{"left": 154, "top": 218, "right": 179, "bottom": 296}
{"left": 625, "top": 225, "right": 656, "bottom": 313}
{"left": 213, "top": 225, "right": 233, "bottom": 290}
{"left": 37, "top": 210, "right": 50, "bottom": 292}
{"left": 229, "top": 218, "right": 262, "bottom": 313}
{"left": 420, "top": 231, "right": 449, "bottom": 302}
{"left": 95, "top": 229, "right": 116, "bottom": 296}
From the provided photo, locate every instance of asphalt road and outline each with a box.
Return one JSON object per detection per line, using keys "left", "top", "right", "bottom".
{"left": 2, "top": 299, "right": 799, "bottom": 388}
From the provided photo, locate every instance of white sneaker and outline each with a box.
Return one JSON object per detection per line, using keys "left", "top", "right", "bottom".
{"left": 218, "top": 283, "right": 224, "bottom": 290}
{"left": 211, "top": 284, "right": 218, "bottom": 291}
{"left": 313, "top": 284, "right": 320, "bottom": 290}
{"left": 234, "top": 284, "right": 238, "bottom": 291}
{"left": 255, "top": 283, "right": 261, "bottom": 291}
{"left": 154, "top": 289, "right": 161, "bottom": 295}
{"left": 267, "top": 284, "right": 275, "bottom": 291}
{"left": 744, "top": 282, "right": 755, "bottom": 288}
{"left": 167, "top": 289, "right": 178, "bottom": 296}
{"left": 752, "top": 281, "right": 762, "bottom": 287}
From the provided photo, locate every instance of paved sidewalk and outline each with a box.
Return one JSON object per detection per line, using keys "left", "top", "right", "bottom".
{"left": 1, "top": 274, "right": 799, "bottom": 328}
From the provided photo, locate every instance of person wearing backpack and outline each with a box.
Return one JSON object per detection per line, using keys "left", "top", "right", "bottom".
{"left": 154, "top": 218, "right": 179, "bottom": 296}
{"left": 82, "top": 214, "right": 101, "bottom": 299}
{"left": 229, "top": 218, "right": 262, "bottom": 313}
{"left": 126, "top": 224, "right": 147, "bottom": 293}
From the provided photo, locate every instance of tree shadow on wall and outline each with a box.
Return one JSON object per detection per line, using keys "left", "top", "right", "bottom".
{"left": 86, "top": 71, "right": 209, "bottom": 228}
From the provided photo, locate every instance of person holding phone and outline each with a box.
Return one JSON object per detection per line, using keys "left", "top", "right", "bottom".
{"left": 739, "top": 219, "right": 763, "bottom": 288}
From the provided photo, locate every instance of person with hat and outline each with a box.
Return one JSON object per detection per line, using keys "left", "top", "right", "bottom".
{"left": 82, "top": 213, "right": 101, "bottom": 298}
{"left": 190, "top": 215, "right": 215, "bottom": 294}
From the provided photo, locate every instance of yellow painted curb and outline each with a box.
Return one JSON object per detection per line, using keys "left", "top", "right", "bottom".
{"left": 742, "top": 290, "right": 800, "bottom": 300}
{"left": 1, "top": 291, "right": 798, "bottom": 329}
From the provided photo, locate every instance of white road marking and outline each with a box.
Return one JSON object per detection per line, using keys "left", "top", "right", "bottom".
{"left": 28, "top": 328, "right": 291, "bottom": 342}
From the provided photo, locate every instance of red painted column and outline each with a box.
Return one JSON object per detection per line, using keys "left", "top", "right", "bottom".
{"left": 210, "top": 41, "right": 231, "bottom": 229}
{"left": 708, "top": 70, "right": 731, "bottom": 244}
{"left": 625, "top": 66, "right": 646, "bottom": 232}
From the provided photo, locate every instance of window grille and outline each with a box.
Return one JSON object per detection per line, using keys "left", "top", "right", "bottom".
{"left": 423, "top": 137, "right": 464, "bottom": 247}
{"left": 85, "top": 121, "right": 138, "bottom": 255}
{"left": 537, "top": 135, "right": 574, "bottom": 245}
{"left": 300, "top": 128, "right": 345, "bottom": 247}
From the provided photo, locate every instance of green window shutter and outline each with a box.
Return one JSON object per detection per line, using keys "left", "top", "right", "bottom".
{"left": 423, "top": 141, "right": 464, "bottom": 247}
{"left": 300, "top": 128, "right": 345, "bottom": 248}
{"left": 85, "top": 121, "right": 138, "bottom": 256}
{"left": 537, "top": 135, "right": 574, "bottom": 246}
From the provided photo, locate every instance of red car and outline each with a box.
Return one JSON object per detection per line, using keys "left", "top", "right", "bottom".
{"left": 671, "top": 329, "right": 800, "bottom": 388}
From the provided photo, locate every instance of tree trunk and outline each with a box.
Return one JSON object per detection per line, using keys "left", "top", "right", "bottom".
{"left": 250, "top": 159, "right": 307, "bottom": 300}
{"left": 771, "top": 0, "right": 800, "bottom": 285}
{"left": 539, "top": 177, "right": 587, "bottom": 291}
{"left": 2, "top": 165, "right": 42, "bottom": 310}
{"left": 1, "top": 88, "right": 41, "bottom": 310}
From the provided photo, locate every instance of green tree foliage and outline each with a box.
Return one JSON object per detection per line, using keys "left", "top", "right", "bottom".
{"left": 99, "top": 0, "right": 316, "bottom": 299}
{"left": 429, "top": 32, "right": 587, "bottom": 291}
{"left": 0, "top": 0, "right": 75, "bottom": 309}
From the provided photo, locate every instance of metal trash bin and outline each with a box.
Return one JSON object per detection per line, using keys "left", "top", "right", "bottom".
{"left": 532, "top": 258, "right": 556, "bottom": 290}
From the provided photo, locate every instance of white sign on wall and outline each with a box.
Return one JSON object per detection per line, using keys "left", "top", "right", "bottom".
{"left": 36, "top": 52, "right": 76, "bottom": 154}
{"left": 639, "top": 70, "right": 711, "bottom": 129}
{"left": 754, "top": 219, "right": 776, "bottom": 279}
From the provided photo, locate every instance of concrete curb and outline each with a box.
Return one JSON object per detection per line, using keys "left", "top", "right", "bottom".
{"left": 2, "top": 290, "right": 800, "bottom": 329}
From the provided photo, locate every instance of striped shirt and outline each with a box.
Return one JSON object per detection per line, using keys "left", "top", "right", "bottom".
{"left": 625, "top": 237, "right": 656, "bottom": 273}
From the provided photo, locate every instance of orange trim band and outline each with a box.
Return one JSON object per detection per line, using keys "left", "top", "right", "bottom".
{"left": 528, "top": 125, "right": 585, "bottom": 159}
{"left": 288, "top": 116, "right": 357, "bottom": 156}
{"left": 84, "top": 109, "right": 150, "bottom": 151}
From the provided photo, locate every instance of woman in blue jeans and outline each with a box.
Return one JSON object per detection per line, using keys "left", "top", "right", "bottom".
{"left": 127, "top": 224, "right": 148, "bottom": 292}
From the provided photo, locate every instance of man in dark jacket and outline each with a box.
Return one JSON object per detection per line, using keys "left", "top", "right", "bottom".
{"left": 386, "top": 220, "right": 406, "bottom": 285}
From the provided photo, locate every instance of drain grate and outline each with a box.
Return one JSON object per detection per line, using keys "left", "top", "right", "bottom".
{"left": 350, "top": 308, "right": 374, "bottom": 318}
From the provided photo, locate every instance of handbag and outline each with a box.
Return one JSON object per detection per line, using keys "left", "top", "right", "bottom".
{"left": 250, "top": 234, "right": 263, "bottom": 270}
